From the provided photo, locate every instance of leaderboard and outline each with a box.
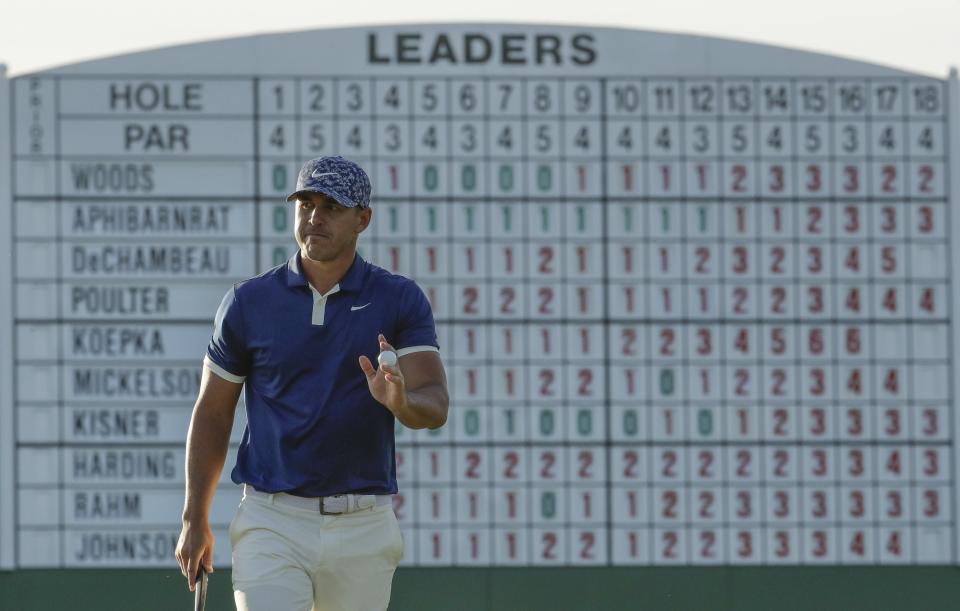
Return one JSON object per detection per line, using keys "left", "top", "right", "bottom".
{"left": 1, "top": 25, "right": 958, "bottom": 568}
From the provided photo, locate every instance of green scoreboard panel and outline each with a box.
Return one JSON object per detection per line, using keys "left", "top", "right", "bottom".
{"left": 1, "top": 25, "right": 958, "bottom": 568}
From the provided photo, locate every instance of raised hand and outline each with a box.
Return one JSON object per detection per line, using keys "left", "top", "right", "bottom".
{"left": 358, "top": 334, "right": 407, "bottom": 416}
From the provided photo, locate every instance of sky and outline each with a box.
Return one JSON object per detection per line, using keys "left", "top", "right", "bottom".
{"left": 1, "top": 0, "right": 958, "bottom": 78}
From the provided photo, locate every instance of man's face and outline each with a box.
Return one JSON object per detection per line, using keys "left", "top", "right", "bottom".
{"left": 294, "top": 192, "right": 371, "bottom": 263}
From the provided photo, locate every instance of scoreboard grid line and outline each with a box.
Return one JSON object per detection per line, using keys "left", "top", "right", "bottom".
{"left": 902, "top": 78, "right": 915, "bottom": 561}
{"left": 445, "top": 76, "right": 459, "bottom": 565}
{"left": 901, "top": 76, "right": 912, "bottom": 560}
{"left": 789, "top": 78, "right": 803, "bottom": 562}
{"left": 468, "top": 77, "right": 484, "bottom": 563}
{"left": 16, "top": 439, "right": 955, "bottom": 449}
{"left": 640, "top": 86, "right": 655, "bottom": 563}
{"left": 519, "top": 77, "right": 532, "bottom": 564}
{"left": 827, "top": 78, "right": 842, "bottom": 564}
{"left": 869, "top": 79, "right": 879, "bottom": 560}
{"left": 39, "top": 74, "right": 949, "bottom": 82}
{"left": 54, "top": 75, "right": 65, "bottom": 569}
{"left": 10, "top": 194, "right": 950, "bottom": 202}
{"left": 719, "top": 81, "right": 736, "bottom": 562}
{"left": 599, "top": 77, "right": 614, "bottom": 564}
{"left": 638, "top": 83, "right": 653, "bottom": 563}
{"left": 2, "top": 66, "right": 17, "bottom": 569}
{"left": 558, "top": 78, "right": 570, "bottom": 565}
{"left": 44, "top": 316, "right": 932, "bottom": 325}
{"left": 57, "top": 114, "right": 265, "bottom": 120}
{"left": 759, "top": 76, "right": 773, "bottom": 563}
{"left": 827, "top": 90, "right": 840, "bottom": 573}
{"left": 945, "top": 72, "right": 958, "bottom": 564}
{"left": 8, "top": 69, "right": 956, "bottom": 567}
{"left": 679, "top": 79, "right": 695, "bottom": 562}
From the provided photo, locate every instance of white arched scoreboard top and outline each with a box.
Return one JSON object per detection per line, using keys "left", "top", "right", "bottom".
{"left": 0, "top": 24, "right": 958, "bottom": 569}
{"left": 25, "top": 26, "right": 926, "bottom": 76}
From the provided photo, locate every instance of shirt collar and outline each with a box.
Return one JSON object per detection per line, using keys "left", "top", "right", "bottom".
{"left": 338, "top": 253, "right": 366, "bottom": 292}
{"left": 286, "top": 251, "right": 366, "bottom": 293}
{"left": 286, "top": 252, "right": 308, "bottom": 288}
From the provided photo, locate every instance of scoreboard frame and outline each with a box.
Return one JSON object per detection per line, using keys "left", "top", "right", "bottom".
{"left": 1, "top": 62, "right": 14, "bottom": 570}
{"left": 1, "top": 25, "right": 960, "bottom": 570}
{"left": 949, "top": 70, "right": 960, "bottom": 573}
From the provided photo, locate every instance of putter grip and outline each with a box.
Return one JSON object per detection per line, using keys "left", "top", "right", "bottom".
{"left": 194, "top": 568, "right": 208, "bottom": 611}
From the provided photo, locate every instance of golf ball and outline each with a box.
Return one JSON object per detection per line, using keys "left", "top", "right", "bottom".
{"left": 378, "top": 350, "right": 398, "bottom": 368}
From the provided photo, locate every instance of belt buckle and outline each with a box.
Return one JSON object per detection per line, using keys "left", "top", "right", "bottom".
{"left": 319, "top": 494, "right": 347, "bottom": 515}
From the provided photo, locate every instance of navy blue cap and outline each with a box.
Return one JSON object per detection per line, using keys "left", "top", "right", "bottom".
{"left": 286, "top": 156, "right": 372, "bottom": 209}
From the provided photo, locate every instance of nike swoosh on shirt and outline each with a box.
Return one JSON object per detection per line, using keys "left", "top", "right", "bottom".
{"left": 351, "top": 303, "right": 372, "bottom": 311}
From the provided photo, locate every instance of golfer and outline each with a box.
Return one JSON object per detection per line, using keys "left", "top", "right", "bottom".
{"left": 175, "top": 155, "right": 449, "bottom": 611}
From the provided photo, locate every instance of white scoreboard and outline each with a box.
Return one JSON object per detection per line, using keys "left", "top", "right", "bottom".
{"left": 1, "top": 25, "right": 958, "bottom": 568}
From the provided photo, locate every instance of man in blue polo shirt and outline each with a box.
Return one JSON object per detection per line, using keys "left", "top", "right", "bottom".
{"left": 175, "top": 156, "right": 448, "bottom": 611}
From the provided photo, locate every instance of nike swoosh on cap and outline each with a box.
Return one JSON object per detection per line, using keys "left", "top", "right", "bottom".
{"left": 311, "top": 171, "right": 338, "bottom": 179}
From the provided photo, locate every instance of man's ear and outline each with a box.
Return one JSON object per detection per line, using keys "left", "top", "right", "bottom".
{"left": 356, "top": 207, "right": 373, "bottom": 233}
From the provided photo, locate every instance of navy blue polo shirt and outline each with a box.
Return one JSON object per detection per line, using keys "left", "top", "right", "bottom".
{"left": 204, "top": 252, "right": 439, "bottom": 497}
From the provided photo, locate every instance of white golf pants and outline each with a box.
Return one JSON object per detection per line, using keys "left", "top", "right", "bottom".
{"left": 230, "top": 489, "right": 403, "bottom": 611}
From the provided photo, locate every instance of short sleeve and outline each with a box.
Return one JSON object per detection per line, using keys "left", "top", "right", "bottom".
{"left": 205, "top": 286, "right": 251, "bottom": 382}
{"left": 394, "top": 280, "right": 439, "bottom": 355}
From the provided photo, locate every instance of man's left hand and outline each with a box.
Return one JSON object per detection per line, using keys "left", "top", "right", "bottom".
{"left": 359, "top": 334, "right": 407, "bottom": 415}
